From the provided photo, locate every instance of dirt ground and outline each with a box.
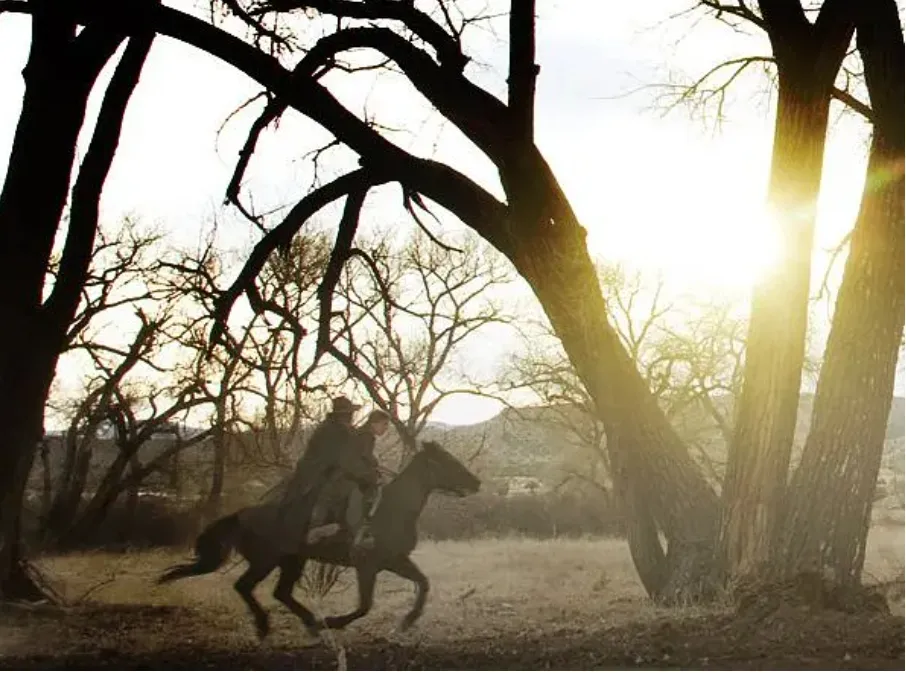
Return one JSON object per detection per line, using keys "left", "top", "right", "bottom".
{"left": 1, "top": 528, "right": 903, "bottom": 670}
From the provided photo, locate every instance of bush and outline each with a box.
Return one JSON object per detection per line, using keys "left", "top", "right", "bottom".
{"left": 28, "top": 490, "right": 624, "bottom": 551}
{"left": 24, "top": 497, "right": 202, "bottom": 551}
{"left": 417, "top": 490, "right": 624, "bottom": 540}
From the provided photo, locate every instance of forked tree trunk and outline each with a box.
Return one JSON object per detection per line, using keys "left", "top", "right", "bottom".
{"left": 0, "top": 23, "right": 109, "bottom": 600}
{"left": 44, "top": 437, "right": 94, "bottom": 541}
{"left": 778, "top": 0, "right": 905, "bottom": 587}
{"left": 611, "top": 437, "right": 668, "bottom": 597}
{"left": 720, "top": 76, "right": 834, "bottom": 579}
{"left": 0, "top": 11, "right": 148, "bottom": 595}
{"left": 0, "top": 387, "right": 49, "bottom": 601}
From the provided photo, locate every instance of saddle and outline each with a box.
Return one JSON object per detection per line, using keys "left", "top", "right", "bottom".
{"left": 305, "top": 484, "right": 370, "bottom": 544}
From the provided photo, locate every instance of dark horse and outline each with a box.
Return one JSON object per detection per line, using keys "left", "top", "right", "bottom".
{"left": 157, "top": 441, "right": 480, "bottom": 638}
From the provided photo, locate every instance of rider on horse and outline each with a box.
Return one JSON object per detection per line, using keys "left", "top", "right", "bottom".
{"left": 307, "top": 408, "right": 391, "bottom": 550}
{"left": 271, "top": 395, "right": 379, "bottom": 554}
{"left": 348, "top": 409, "right": 391, "bottom": 548}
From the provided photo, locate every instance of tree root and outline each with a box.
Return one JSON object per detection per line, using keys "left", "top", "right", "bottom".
{"left": 0, "top": 558, "right": 62, "bottom": 605}
{"left": 734, "top": 572, "right": 890, "bottom": 621}
{"left": 654, "top": 540, "right": 721, "bottom": 606}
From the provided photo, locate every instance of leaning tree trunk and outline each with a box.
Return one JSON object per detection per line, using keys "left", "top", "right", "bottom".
{"left": 503, "top": 176, "right": 720, "bottom": 600}
{"left": 610, "top": 435, "right": 668, "bottom": 597}
{"left": 494, "top": 10, "right": 719, "bottom": 597}
{"left": 778, "top": 0, "right": 905, "bottom": 588}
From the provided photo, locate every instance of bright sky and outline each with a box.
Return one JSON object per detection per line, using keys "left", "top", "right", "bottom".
{"left": 0, "top": 1, "right": 901, "bottom": 425}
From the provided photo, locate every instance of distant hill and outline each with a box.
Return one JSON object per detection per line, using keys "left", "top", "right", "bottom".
{"left": 423, "top": 395, "right": 906, "bottom": 482}
{"left": 34, "top": 395, "right": 904, "bottom": 502}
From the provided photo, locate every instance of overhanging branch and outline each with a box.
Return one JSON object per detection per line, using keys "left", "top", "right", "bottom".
{"left": 250, "top": 0, "right": 467, "bottom": 71}
{"left": 210, "top": 169, "right": 387, "bottom": 348}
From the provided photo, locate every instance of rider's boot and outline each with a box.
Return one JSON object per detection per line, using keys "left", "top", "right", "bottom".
{"left": 306, "top": 523, "right": 341, "bottom": 544}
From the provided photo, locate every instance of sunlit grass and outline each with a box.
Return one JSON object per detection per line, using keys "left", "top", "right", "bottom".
{"left": 2, "top": 525, "right": 901, "bottom": 658}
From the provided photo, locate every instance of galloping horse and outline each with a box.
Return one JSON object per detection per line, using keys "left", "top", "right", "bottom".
{"left": 157, "top": 441, "right": 480, "bottom": 638}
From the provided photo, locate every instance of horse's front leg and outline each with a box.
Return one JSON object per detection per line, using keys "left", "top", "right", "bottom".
{"left": 384, "top": 556, "right": 429, "bottom": 631}
{"left": 322, "top": 563, "right": 377, "bottom": 630}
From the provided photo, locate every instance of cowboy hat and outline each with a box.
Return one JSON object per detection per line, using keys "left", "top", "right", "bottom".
{"left": 330, "top": 395, "right": 362, "bottom": 414}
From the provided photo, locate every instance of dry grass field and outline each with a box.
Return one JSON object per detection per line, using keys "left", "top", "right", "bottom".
{"left": 0, "top": 526, "right": 903, "bottom": 670}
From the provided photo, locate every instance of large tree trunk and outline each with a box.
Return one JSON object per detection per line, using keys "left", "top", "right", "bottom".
{"left": 717, "top": 0, "right": 861, "bottom": 576}
{"left": 0, "top": 14, "right": 112, "bottom": 600}
{"left": 496, "top": 12, "right": 720, "bottom": 597}
{"left": 720, "top": 75, "right": 834, "bottom": 579}
{"left": 0, "top": 388, "right": 49, "bottom": 601}
{"left": 778, "top": 0, "right": 905, "bottom": 588}
{"left": 611, "top": 437, "right": 669, "bottom": 597}
{"left": 505, "top": 194, "right": 720, "bottom": 600}
{"left": 0, "top": 10, "right": 148, "bottom": 595}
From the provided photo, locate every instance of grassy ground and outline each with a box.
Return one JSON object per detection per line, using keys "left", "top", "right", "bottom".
{"left": 0, "top": 526, "right": 903, "bottom": 669}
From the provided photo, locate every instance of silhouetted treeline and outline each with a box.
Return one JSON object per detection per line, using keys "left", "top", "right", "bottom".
{"left": 22, "top": 490, "right": 624, "bottom": 551}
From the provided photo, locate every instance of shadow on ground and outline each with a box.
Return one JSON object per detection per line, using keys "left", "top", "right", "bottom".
{"left": 0, "top": 602, "right": 903, "bottom": 670}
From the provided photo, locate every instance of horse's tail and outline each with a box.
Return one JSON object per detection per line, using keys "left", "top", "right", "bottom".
{"left": 156, "top": 512, "right": 241, "bottom": 585}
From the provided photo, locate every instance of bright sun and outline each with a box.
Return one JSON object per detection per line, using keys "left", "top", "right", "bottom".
{"left": 587, "top": 196, "right": 784, "bottom": 295}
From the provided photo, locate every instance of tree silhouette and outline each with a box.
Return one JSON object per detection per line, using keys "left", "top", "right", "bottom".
{"left": 329, "top": 229, "right": 514, "bottom": 468}
{"left": 0, "top": 0, "right": 716, "bottom": 601}
{"left": 778, "top": 0, "right": 904, "bottom": 586}
{"left": 0, "top": 14, "right": 152, "bottom": 597}
{"left": 662, "top": 0, "right": 903, "bottom": 589}
{"left": 3, "top": 0, "right": 897, "bottom": 601}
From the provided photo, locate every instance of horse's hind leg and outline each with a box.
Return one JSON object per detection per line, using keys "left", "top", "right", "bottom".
{"left": 234, "top": 559, "right": 276, "bottom": 640}
{"left": 274, "top": 556, "right": 320, "bottom": 637}
{"left": 384, "top": 556, "right": 429, "bottom": 631}
{"left": 323, "top": 564, "right": 377, "bottom": 630}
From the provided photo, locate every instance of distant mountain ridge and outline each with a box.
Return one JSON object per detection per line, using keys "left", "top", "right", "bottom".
{"left": 35, "top": 395, "right": 904, "bottom": 498}
{"left": 422, "top": 394, "right": 906, "bottom": 480}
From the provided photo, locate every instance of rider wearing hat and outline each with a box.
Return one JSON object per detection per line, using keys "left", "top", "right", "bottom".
{"left": 274, "top": 395, "right": 379, "bottom": 553}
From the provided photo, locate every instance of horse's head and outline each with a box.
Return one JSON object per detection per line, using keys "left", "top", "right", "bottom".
{"left": 419, "top": 440, "right": 481, "bottom": 497}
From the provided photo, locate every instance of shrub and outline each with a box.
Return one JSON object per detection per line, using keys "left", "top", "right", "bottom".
{"left": 417, "top": 490, "right": 624, "bottom": 540}
{"left": 27, "top": 489, "right": 624, "bottom": 551}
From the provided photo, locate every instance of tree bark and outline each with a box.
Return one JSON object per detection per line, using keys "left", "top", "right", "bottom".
{"left": 611, "top": 435, "right": 668, "bottom": 597}
{"left": 719, "top": 2, "right": 855, "bottom": 580}
{"left": 778, "top": 0, "right": 905, "bottom": 587}
{"left": 720, "top": 80, "right": 832, "bottom": 578}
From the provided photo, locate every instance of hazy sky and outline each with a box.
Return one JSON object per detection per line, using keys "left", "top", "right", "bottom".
{"left": 0, "top": 1, "right": 901, "bottom": 424}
